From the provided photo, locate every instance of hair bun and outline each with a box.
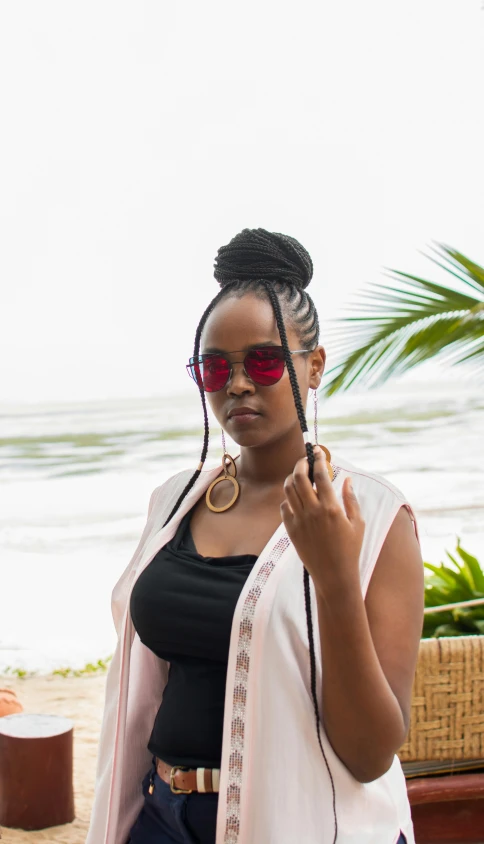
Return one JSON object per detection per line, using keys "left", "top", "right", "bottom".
{"left": 213, "top": 227, "right": 313, "bottom": 290}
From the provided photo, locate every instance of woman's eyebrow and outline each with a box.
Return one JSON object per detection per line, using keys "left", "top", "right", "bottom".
{"left": 201, "top": 340, "right": 278, "bottom": 354}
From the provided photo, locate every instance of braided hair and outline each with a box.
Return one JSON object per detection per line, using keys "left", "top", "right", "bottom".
{"left": 163, "top": 227, "right": 337, "bottom": 842}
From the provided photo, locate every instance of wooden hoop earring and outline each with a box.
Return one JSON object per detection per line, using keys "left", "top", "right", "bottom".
{"left": 316, "top": 443, "right": 334, "bottom": 481}
{"left": 206, "top": 474, "right": 240, "bottom": 512}
{"left": 223, "top": 454, "right": 237, "bottom": 478}
{"left": 317, "top": 444, "right": 334, "bottom": 482}
{"left": 206, "top": 452, "right": 240, "bottom": 512}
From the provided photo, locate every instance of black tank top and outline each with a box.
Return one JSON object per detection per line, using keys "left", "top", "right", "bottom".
{"left": 129, "top": 503, "right": 258, "bottom": 768}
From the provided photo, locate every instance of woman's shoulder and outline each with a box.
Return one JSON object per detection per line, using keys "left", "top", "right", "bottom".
{"left": 331, "top": 451, "right": 409, "bottom": 504}
{"left": 148, "top": 462, "right": 221, "bottom": 517}
{"left": 148, "top": 467, "right": 195, "bottom": 512}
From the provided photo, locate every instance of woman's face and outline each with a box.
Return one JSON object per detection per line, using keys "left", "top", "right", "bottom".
{"left": 199, "top": 292, "right": 326, "bottom": 449}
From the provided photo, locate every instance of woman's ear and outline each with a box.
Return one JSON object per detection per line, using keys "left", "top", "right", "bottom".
{"left": 309, "top": 345, "right": 326, "bottom": 389}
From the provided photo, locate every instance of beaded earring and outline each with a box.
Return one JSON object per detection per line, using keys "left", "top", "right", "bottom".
{"left": 313, "top": 388, "right": 334, "bottom": 482}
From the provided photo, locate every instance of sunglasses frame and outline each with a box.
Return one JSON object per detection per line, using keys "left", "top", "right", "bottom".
{"left": 186, "top": 345, "right": 315, "bottom": 392}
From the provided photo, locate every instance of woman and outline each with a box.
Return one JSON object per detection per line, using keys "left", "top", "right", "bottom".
{"left": 86, "top": 228, "right": 424, "bottom": 844}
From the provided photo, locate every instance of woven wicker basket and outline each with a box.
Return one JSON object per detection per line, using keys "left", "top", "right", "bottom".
{"left": 398, "top": 635, "right": 484, "bottom": 777}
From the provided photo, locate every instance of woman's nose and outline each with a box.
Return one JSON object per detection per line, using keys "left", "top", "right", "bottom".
{"left": 226, "top": 361, "right": 256, "bottom": 395}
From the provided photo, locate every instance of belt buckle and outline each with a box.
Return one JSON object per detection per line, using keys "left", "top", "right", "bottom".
{"left": 170, "top": 765, "right": 193, "bottom": 794}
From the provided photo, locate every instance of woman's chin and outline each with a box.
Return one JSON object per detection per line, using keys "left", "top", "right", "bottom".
{"left": 227, "top": 431, "right": 273, "bottom": 450}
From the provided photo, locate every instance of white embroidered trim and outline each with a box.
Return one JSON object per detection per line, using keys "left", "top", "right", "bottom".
{"left": 221, "top": 465, "right": 339, "bottom": 842}
{"left": 222, "top": 534, "right": 290, "bottom": 844}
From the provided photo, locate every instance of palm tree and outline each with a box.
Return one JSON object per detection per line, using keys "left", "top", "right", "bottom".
{"left": 320, "top": 243, "right": 484, "bottom": 397}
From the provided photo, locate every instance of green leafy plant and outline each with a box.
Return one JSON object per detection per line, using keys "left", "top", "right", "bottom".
{"left": 51, "top": 655, "right": 113, "bottom": 677}
{"left": 1, "top": 666, "right": 33, "bottom": 678}
{"left": 423, "top": 538, "right": 484, "bottom": 638}
{"left": 0, "top": 656, "right": 113, "bottom": 679}
{"left": 320, "top": 243, "right": 484, "bottom": 396}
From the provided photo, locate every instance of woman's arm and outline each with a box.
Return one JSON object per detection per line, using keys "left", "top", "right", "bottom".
{"left": 314, "top": 505, "right": 424, "bottom": 783}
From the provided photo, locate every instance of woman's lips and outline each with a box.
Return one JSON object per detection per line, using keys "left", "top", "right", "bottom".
{"left": 228, "top": 412, "right": 261, "bottom": 424}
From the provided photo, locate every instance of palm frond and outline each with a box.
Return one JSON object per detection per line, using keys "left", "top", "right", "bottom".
{"left": 423, "top": 242, "right": 484, "bottom": 295}
{"left": 320, "top": 243, "right": 484, "bottom": 396}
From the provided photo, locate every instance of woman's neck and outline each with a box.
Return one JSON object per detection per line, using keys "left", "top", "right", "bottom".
{"left": 235, "top": 425, "right": 308, "bottom": 488}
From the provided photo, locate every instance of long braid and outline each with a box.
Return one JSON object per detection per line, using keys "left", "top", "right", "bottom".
{"left": 262, "top": 282, "right": 314, "bottom": 472}
{"left": 163, "top": 228, "right": 337, "bottom": 841}
{"left": 162, "top": 287, "right": 226, "bottom": 528}
{"left": 262, "top": 280, "right": 338, "bottom": 843}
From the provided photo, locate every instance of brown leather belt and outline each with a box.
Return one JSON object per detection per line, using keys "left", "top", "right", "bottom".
{"left": 151, "top": 757, "right": 220, "bottom": 794}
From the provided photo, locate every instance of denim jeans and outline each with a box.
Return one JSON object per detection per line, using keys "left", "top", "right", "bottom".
{"left": 126, "top": 755, "right": 219, "bottom": 844}
{"left": 126, "top": 754, "right": 408, "bottom": 844}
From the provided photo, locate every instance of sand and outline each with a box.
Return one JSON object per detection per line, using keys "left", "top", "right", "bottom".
{"left": 0, "top": 674, "right": 107, "bottom": 843}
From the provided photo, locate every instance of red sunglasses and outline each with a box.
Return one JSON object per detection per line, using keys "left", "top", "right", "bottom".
{"left": 186, "top": 345, "right": 312, "bottom": 392}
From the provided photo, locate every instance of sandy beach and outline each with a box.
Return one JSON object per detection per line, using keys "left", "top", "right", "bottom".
{"left": 0, "top": 674, "right": 107, "bottom": 843}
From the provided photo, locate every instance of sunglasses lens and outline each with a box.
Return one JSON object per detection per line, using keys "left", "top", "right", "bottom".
{"left": 187, "top": 362, "right": 204, "bottom": 390}
{"left": 245, "top": 348, "right": 285, "bottom": 385}
{"left": 188, "top": 356, "right": 230, "bottom": 392}
{"left": 188, "top": 348, "right": 286, "bottom": 390}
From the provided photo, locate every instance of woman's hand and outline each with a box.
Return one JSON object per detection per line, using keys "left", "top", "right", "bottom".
{"left": 280, "top": 446, "right": 365, "bottom": 599}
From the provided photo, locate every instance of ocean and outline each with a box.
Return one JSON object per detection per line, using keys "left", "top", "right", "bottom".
{"left": 1, "top": 379, "right": 483, "bottom": 673}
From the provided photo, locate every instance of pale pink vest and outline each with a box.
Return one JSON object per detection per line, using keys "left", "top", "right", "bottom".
{"left": 86, "top": 453, "right": 420, "bottom": 844}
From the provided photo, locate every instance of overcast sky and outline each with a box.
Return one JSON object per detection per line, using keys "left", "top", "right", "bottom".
{"left": 1, "top": 1, "right": 483, "bottom": 405}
